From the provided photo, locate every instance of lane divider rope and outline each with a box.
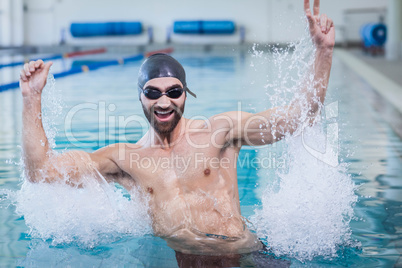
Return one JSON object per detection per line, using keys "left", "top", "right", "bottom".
{"left": 0, "top": 47, "right": 173, "bottom": 93}
{"left": 0, "top": 48, "right": 107, "bottom": 70}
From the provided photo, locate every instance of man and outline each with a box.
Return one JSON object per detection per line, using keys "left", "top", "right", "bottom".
{"left": 19, "top": 0, "right": 334, "bottom": 264}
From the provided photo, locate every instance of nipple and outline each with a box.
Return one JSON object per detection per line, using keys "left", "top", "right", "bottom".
{"left": 204, "top": 168, "right": 211, "bottom": 176}
{"left": 147, "top": 187, "right": 154, "bottom": 194}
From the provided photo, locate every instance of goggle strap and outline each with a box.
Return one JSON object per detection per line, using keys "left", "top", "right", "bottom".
{"left": 185, "top": 87, "right": 197, "bottom": 98}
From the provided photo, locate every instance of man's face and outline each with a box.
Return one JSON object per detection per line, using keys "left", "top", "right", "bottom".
{"left": 140, "top": 77, "right": 186, "bottom": 135}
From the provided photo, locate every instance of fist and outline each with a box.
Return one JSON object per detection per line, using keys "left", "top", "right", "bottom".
{"left": 19, "top": 60, "right": 53, "bottom": 97}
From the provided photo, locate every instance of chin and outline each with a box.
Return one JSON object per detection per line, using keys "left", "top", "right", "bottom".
{"left": 142, "top": 102, "right": 185, "bottom": 135}
{"left": 153, "top": 114, "right": 179, "bottom": 134}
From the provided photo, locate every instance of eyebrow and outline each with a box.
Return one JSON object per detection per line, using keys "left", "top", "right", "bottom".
{"left": 144, "top": 84, "right": 183, "bottom": 91}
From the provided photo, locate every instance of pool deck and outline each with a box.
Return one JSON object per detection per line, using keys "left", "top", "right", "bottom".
{"left": 335, "top": 48, "right": 402, "bottom": 139}
{"left": 352, "top": 50, "right": 402, "bottom": 89}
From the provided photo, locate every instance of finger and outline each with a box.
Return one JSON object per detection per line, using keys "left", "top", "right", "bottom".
{"left": 43, "top": 61, "right": 53, "bottom": 73}
{"left": 327, "top": 18, "right": 333, "bottom": 33}
{"left": 20, "top": 69, "right": 28, "bottom": 82}
{"left": 304, "top": 0, "right": 315, "bottom": 30}
{"left": 35, "top": 59, "right": 44, "bottom": 69}
{"left": 304, "top": 0, "right": 311, "bottom": 16}
{"left": 28, "top": 61, "right": 36, "bottom": 72}
{"left": 307, "top": 15, "right": 316, "bottom": 31}
{"left": 313, "top": 0, "right": 320, "bottom": 16}
{"left": 320, "top": 14, "right": 328, "bottom": 33}
{"left": 23, "top": 63, "right": 31, "bottom": 76}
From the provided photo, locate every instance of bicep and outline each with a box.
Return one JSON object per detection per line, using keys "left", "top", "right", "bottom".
{"left": 35, "top": 147, "right": 123, "bottom": 186}
{"left": 210, "top": 111, "right": 272, "bottom": 147}
{"left": 241, "top": 105, "right": 303, "bottom": 146}
{"left": 36, "top": 150, "right": 98, "bottom": 186}
{"left": 91, "top": 145, "right": 136, "bottom": 189}
{"left": 217, "top": 108, "right": 290, "bottom": 147}
{"left": 234, "top": 110, "right": 277, "bottom": 146}
{"left": 90, "top": 146, "right": 125, "bottom": 182}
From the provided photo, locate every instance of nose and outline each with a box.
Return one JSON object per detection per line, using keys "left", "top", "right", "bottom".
{"left": 156, "top": 95, "right": 171, "bottom": 109}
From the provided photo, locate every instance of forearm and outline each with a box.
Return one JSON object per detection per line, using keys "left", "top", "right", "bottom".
{"left": 22, "top": 95, "right": 51, "bottom": 180}
{"left": 306, "top": 47, "right": 333, "bottom": 115}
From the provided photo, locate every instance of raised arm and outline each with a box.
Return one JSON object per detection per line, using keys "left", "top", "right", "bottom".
{"left": 218, "top": 0, "right": 334, "bottom": 147}
{"left": 20, "top": 60, "right": 124, "bottom": 185}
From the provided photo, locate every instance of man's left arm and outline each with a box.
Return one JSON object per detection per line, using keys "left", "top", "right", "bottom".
{"left": 222, "top": 0, "right": 334, "bottom": 147}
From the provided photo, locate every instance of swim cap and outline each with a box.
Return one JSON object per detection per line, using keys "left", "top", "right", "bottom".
{"left": 138, "top": 53, "right": 196, "bottom": 99}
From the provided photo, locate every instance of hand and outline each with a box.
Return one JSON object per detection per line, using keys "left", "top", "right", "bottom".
{"left": 304, "top": 0, "right": 335, "bottom": 50}
{"left": 19, "top": 60, "right": 53, "bottom": 97}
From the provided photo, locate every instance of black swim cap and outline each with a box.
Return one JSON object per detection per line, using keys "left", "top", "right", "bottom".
{"left": 138, "top": 53, "right": 196, "bottom": 99}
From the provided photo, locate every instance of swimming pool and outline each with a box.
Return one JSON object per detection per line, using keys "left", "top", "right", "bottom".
{"left": 0, "top": 47, "right": 401, "bottom": 267}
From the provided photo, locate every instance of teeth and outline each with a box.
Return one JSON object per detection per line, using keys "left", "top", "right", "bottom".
{"left": 155, "top": 110, "right": 172, "bottom": 115}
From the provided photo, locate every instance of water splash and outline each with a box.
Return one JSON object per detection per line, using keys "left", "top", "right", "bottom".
{"left": 14, "top": 180, "right": 151, "bottom": 247}
{"left": 250, "top": 20, "right": 359, "bottom": 262}
{"left": 41, "top": 74, "right": 63, "bottom": 149}
{"left": 252, "top": 127, "right": 358, "bottom": 262}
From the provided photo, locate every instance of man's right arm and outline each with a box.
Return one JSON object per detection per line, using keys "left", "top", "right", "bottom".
{"left": 20, "top": 60, "right": 122, "bottom": 185}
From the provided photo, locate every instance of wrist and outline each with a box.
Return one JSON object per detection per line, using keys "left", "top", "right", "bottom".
{"left": 316, "top": 46, "right": 334, "bottom": 55}
{"left": 23, "top": 94, "right": 42, "bottom": 106}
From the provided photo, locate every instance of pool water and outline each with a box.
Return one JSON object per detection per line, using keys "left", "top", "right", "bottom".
{"left": 0, "top": 47, "right": 401, "bottom": 267}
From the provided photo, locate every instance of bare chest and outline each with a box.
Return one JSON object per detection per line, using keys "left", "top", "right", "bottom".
{"left": 121, "top": 141, "right": 237, "bottom": 199}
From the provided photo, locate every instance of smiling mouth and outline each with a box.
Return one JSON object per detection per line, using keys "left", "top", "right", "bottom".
{"left": 154, "top": 109, "right": 175, "bottom": 120}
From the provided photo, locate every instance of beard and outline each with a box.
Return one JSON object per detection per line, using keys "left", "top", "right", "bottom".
{"left": 141, "top": 101, "right": 185, "bottom": 135}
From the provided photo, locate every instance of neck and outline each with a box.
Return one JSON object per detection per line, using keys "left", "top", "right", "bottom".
{"left": 148, "top": 117, "right": 186, "bottom": 149}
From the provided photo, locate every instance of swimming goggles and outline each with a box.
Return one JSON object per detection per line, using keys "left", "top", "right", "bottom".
{"left": 142, "top": 87, "right": 184, "bottom": 100}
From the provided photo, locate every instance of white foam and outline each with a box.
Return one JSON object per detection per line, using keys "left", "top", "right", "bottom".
{"left": 41, "top": 74, "right": 63, "bottom": 149}
{"left": 252, "top": 126, "right": 358, "bottom": 262}
{"left": 14, "top": 180, "right": 152, "bottom": 247}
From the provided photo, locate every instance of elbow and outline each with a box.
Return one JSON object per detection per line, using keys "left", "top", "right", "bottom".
{"left": 24, "top": 169, "right": 42, "bottom": 183}
{"left": 22, "top": 157, "right": 52, "bottom": 183}
{"left": 308, "top": 101, "right": 321, "bottom": 117}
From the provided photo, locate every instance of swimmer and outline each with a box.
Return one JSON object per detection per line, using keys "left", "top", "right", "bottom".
{"left": 19, "top": 0, "right": 333, "bottom": 264}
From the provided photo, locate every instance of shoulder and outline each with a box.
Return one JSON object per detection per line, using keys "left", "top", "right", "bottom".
{"left": 92, "top": 143, "right": 143, "bottom": 164}
{"left": 209, "top": 111, "right": 253, "bottom": 129}
{"left": 94, "top": 143, "right": 142, "bottom": 154}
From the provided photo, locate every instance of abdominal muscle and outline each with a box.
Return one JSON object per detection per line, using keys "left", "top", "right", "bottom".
{"left": 148, "top": 187, "right": 262, "bottom": 255}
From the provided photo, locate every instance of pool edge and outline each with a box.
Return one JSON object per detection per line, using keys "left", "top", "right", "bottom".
{"left": 335, "top": 48, "right": 402, "bottom": 139}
